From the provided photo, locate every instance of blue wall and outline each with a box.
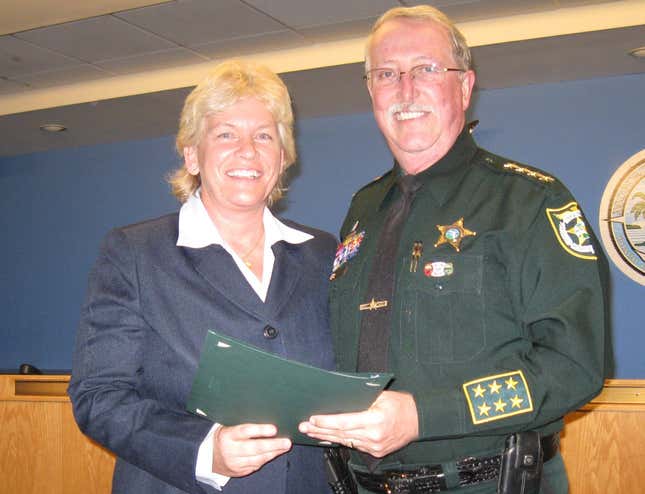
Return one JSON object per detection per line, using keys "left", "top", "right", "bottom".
{"left": 1, "top": 73, "right": 643, "bottom": 376}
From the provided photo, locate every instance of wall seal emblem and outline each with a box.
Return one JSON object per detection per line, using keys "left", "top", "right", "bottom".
{"left": 599, "top": 149, "right": 645, "bottom": 285}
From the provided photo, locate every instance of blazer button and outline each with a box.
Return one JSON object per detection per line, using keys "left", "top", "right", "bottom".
{"left": 263, "top": 325, "right": 278, "bottom": 339}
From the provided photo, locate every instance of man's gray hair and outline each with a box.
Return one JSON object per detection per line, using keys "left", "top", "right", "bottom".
{"left": 365, "top": 5, "right": 472, "bottom": 71}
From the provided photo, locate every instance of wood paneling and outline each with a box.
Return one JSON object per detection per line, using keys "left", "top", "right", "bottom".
{"left": 0, "top": 376, "right": 643, "bottom": 493}
{"left": 0, "top": 374, "right": 114, "bottom": 494}
{"left": 61, "top": 404, "right": 115, "bottom": 494}
{"left": 0, "top": 401, "right": 63, "bottom": 493}
{"left": 560, "top": 379, "right": 645, "bottom": 493}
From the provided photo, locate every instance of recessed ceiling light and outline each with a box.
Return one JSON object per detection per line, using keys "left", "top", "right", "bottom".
{"left": 39, "top": 123, "right": 67, "bottom": 132}
{"left": 628, "top": 47, "right": 645, "bottom": 59}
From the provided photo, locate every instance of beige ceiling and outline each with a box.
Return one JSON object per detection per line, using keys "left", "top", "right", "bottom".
{"left": 1, "top": 0, "right": 644, "bottom": 156}
{"left": 0, "top": 1, "right": 174, "bottom": 35}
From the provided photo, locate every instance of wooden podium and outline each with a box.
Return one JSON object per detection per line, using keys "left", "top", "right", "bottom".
{"left": 0, "top": 375, "right": 643, "bottom": 493}
{"left": 0, "top": 374, "right": 114, "bottom": 493}
{"left": 560, "top": 379, "right": 645, "bottom": 492}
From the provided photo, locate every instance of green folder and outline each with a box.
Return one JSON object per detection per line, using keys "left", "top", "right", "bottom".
{"left": 186, "top": 330, "right": 393, "bottom": 445}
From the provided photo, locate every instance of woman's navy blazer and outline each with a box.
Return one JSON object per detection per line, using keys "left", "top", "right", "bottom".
{"left": 69, "top": 212, "right": 337, "bottom": 494}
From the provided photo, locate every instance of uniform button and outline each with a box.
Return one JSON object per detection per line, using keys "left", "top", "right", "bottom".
{"left": 435, "top": 283, "right": 444, "bottom": 291}
{"left": 263, "top": 325, "right": 278, "bottom": 339}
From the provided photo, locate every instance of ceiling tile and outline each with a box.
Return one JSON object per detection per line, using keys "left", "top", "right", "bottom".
{"left": 0, "top": 0, "right": 175, "bottom": 35}
{"left": 556, "top": 0, "right": 619, "bottom": 6}
{"left": 246, "top": 0, "right": 398, "bottom": 29}
{"left": 13, "top": 64, "right": 112, "bottom": 89}
{"left": 15, "top": 15, "right": 177, "bottom": 62}
{"left": 0, "top": 35, "right": 81, "bottom": 77}
{"left": 96, "top": 47, "right": 207, "bottom": 74}
{"left": 192, "top": 31, "right": 308, "bottom": 60}
{"left": 115, "top": 0, "right": 286, "bottom": 47}
{"left": 298, "top": 18, "right": 375, "bottom": 44}
{"left": 405, "top": 0, "right": 554, "bottom": 23}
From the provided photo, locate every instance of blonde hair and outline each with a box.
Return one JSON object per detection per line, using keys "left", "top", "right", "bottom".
{"left": 169, "top": 59, "right": 296, "bottom": 205}
{"left": 365, "top": 5, "right": 472, "bottom": 72}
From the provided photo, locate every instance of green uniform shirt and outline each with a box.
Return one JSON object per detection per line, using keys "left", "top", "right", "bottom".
{"left": 329, "top": 128, "right": 609, "bottom": 469}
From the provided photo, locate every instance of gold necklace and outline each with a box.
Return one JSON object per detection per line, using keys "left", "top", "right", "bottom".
{"left": 241, "top": 230, "right": 264, "bottom": 268}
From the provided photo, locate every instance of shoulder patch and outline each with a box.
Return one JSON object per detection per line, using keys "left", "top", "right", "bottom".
{"left": 503, "top": 162, "right": 554, "bottom": 183}
{"left": 463, "top": 370, "right": 533, "bottom": 425}
{"left": 546, "top": 202, "right": 597, "bottom": 260}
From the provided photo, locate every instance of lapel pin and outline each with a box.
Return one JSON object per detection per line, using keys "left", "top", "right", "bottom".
{"left": 359, "top": 298, "right": 388, "bottom": 311}
{"left": 409, "top": 240, "right": 423, "bottom": 272}
{"left": 424, "top": 261, "right": 454, "bottom": 278}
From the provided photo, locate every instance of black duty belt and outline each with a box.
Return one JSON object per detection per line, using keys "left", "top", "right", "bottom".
{"left": 353, "top": 433, "right": 559, "bottom": 493}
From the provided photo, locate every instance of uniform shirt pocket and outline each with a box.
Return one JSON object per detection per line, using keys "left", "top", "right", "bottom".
{"left": 399, "top": 254, "right": 485, "bottom": 364}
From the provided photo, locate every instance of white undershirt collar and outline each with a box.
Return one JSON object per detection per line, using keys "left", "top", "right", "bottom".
{"left": 176, "top": 189, "right": 312, "bottom": 301}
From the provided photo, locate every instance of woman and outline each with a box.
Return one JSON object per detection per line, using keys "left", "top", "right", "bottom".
{"left": 69, "top": 60, "right": 336, "bottom": 494}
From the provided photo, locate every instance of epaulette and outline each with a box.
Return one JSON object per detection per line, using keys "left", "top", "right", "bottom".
{"left": 479, "top": 152, "right": 556, "bottom": 184}
{"left": 502, "top": 162, "right": 555, "bottom": 183}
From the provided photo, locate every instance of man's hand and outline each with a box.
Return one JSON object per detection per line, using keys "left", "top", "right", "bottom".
{"left": 212, "top": 424, "right": 291, "bottom": 477}
{"left": 299, "top": 390, "right": 419, "bottom": 458}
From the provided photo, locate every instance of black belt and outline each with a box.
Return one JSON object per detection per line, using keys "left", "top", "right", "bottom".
{"left": 353, "top": 433, "right": 559, "bottom": 494}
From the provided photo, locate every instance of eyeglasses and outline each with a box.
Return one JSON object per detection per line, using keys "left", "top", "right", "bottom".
{"left": 364, "top": 63, "right": 465, "bottom": 88}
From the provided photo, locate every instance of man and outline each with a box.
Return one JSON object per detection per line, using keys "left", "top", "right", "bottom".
{"left": 300, "top": 5, "right": 609, "bottom": 493}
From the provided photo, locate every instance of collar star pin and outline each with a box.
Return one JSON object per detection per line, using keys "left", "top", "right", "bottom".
{"left": 434, "top": 217, "right": 476, "bottom": 252}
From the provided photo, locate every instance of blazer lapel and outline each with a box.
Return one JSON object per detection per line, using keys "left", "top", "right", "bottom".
{"left": 264, "top": 241, "right": 303, "bottom": 318}
{"left": 182, "top": 245, "right": 265, "bottom": 318}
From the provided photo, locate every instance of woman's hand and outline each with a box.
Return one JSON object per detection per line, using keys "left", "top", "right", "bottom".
{"left": 212, "top": 423, "right": 292, "bottom": 477}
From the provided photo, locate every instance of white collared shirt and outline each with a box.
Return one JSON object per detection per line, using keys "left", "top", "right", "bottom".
{"left": 177, "top": 189, "right": 312, "bottom": 489}
{"left": 177, "top": 189, "right": 312, "bottom": 302}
